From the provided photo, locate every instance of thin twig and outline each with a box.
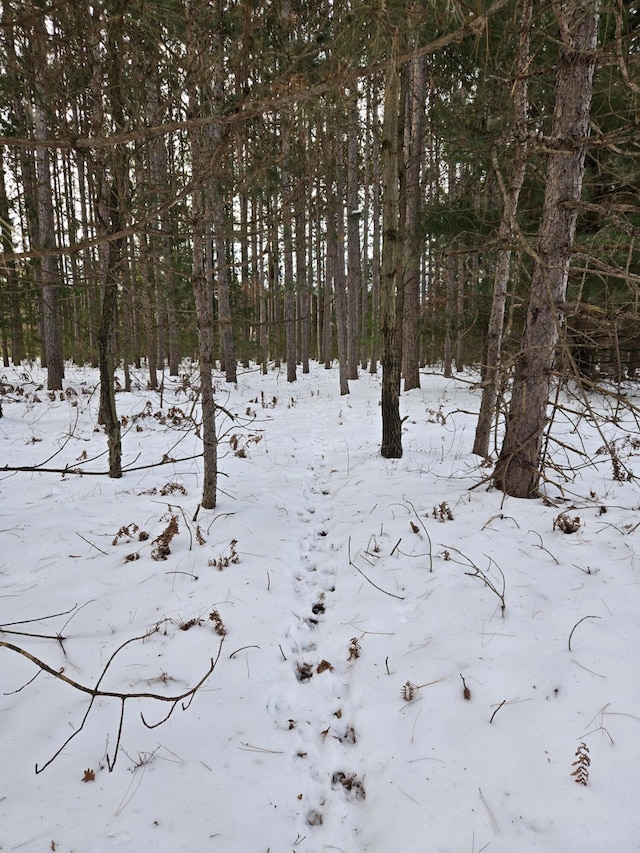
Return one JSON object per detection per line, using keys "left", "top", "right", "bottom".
{"left": 489, "top": 699, "right": 506, "bottom": 724}
{"left": 568, "top": 615, "right": 601, "bottom": 652}
{"left": 348, "top": 537, "right": 405, "bottom": 600}
{"left": 403, "top": 496, "right": 433, "bottom": 572}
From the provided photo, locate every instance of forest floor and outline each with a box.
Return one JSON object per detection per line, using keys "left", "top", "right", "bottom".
{"left": 1, "top": 360, "right": 640, "bottom": 853}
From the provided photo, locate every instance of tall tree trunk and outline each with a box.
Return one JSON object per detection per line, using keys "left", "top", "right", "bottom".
{"left": 473, "top": 0, "right": 532, "bottom": 458}
{"left": 494, "top": 0, "right": 599, "bottom": 497}
{"left": 282, "top": 115, "right": 297, "bottom": 383}
{"left": 186, "top": 0, "right": 217, "bottom": 509}
{"left": 32, "top": 31, "right": 64, "bottom": 390}
{"left": 327, "top": 186, "right": 349, "bottom": 395}
{"left": 369, "top": 80, "right": 382, "bottom": 374}
{"left": 0, "top": 150, "right": 24, "bottom": 363}
{"left": 380, "top": 42, "right": 403, "bottom": 458}
{"left": 402, "top": 54, "right": 426, "bottom": 391}
{"left": 295, "top": 182, "right": 310, "bottom": 374}
{"left": 211, "top": 197, "right": 237, "bottom": 382}
{"left": 346, "top": 87, "right": 361, "bottom": 381}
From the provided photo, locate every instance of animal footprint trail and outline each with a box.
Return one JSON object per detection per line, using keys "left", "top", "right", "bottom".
{"left": 273, "top": 405, "right": 367, "bottom": 850}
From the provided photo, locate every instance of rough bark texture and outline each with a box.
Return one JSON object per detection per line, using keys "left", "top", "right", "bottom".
{"left": 0, "top": 150, "right": 24, "bottom": 364}
{"left": 494, "top": 0, "right": 599, "bottom": 497}
{"left": 33, "top": 102, "right": 64, "bottom": 390}
{"left": 473, "top": 0, "right": 532, "bottom": 459}
{"left": 186, "top": 0, "right": 217, "bottom": 509}
{"left": 346, "top": 88, "right": 361, "bottom": 381}
{"left": 380, "top": 45, "right": 403, "bottom": 458}
{"left": 98, "top": 254, "right": 122, "bottom": 479}
{"left": 282, "top": 117, "right": 297, "bottom": 383}
{"left": 402, "top": 54, "right": 426, "bottom": 392}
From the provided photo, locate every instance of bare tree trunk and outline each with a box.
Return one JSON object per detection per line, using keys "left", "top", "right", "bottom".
{"left": 380, "top": 42, "right": 403, "bottom": 458}
{"left": 186, "top": 0, "right": 217, "bottom": 509}
{"left": 402, "top": 54, "right": 426, "bottom": 391}
{"left": 455, "top": 254, "right": 465, "bottom": 370}
{"left": 370, "top": 81, "right": 381, "bottom": 374}
{"left": 0, "top": 149, "right": 24, "bottom": 363}
{"left": 296, "top": 183, "right": 310, "bottom": 374}
{"left": 443, "top": 248, "right": 456, "bottom": 378}
{"left": 346, "top": 87, "right": 361, "bottom": 381}
{"left": 282, "top": 115, "right": 297, "bottom": 383}
{"left": 473, "top": 0, "right": 532, "bottom": 458}
{"left": 494, "top": 0, "right": 599, "bottom": 497}
{"left": 211, "top": 198, "right": 237, "bottom": 382}
{"left": 32, "top": 81, "right": 64, "bottom": 388}
{"left": 327, "top": 185, "right": 349, "bottom": 396}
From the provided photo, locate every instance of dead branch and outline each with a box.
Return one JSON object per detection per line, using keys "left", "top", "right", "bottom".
{"left": 0, "top": 629, "right": 223, "bottom": 773}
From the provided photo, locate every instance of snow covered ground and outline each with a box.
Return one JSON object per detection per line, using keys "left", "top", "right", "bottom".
{"left": 1, "top": 360, "right": 640, "bottom": 853}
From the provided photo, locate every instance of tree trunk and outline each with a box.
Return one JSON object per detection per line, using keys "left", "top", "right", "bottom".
{"left": 402, "top": 54, "right": 426, "bottom": 391}
{"left": 380, "top": 42, "right": 403, "bottom": 458}
{"left": 186, "top": 0, "right": 217, "bottom": 509}
{"left": 282, "top": 116, "right": 297, "bottom": 383}
{"left": 327, "top": 189, "right": 350, "bottom": 396}
{"left": 369, "top": 81, "right": 382, "bottom": 374}
{"left": 33, "top": 98, "right": 64, "bottom": 389}
{"left": 473, "top": 0, "right": 532, "bottom": 459}
{"left": 0, "top": 150, "right": 24, "bottom": 364}
{"left": 346, "top": 87, "right": 361, "bottom": 381}
{"left": 494, "top": 0, "right": 599, "bottom": 497}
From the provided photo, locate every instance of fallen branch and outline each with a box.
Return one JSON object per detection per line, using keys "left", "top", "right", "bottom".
{"left": 1, "top": 629, "right": 223, "bottom": 772}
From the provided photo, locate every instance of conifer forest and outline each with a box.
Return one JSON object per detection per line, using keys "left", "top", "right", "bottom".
{"left": 2, "top": 3, "right": 640, "bottom": 851}
{"left": 2, "top": 0, "right": 639, "bottom": 499}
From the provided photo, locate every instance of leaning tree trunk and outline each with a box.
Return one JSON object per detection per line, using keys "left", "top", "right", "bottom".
{"left": 473, "top": 0, "right": 532, "bottom": 459}
{"left": 380, "top": 40, "right": 403, "bottom": 458}
{"left": 494, "top": 0, "right": 599, "bottom": 497}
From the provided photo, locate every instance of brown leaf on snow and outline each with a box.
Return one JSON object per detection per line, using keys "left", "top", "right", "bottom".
{"left": 316, "top": 659, "right": 334, "bottom": 674}
{"left": 82, "top": 768, "right": 95, "bottom": 782}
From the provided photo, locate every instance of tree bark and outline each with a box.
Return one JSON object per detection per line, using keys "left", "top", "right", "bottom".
{"left": 473, "top": 0, "right": 532, "bottom": 459}
{"left": 282, "top": 115, "right": 297, "bottom": 383}
{"left": 186, "top": 0, "right": 217, "bottom": 509}
{"left": 494, "top": 0, "right": 599, "bottom": 497}
{"left": 346, "top": 87, "right": 361, "bottom": 381}
{"left": 0, "top": 149, "right": 24, "bottom": 364}
{"left": 402, "top": 54, "right": 426, "bottom": 391}
{"left": 380, "top": 42, "right": 403, "bottom": 458}
{"left": 32, "top": 24, "right": 64, "bottom": 390}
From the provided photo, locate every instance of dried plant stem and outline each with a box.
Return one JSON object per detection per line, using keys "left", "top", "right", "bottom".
{"left": 403, "top": 497, "right": 433, "bottom": 572}
{"left": 489, "top": 699, "right": 506, "bottom": 724}
{"left": 568, "top": 615, "right": 601, "bottom": 651}
{"left": 348, "top": 537, "right": 405, "bottom": 600}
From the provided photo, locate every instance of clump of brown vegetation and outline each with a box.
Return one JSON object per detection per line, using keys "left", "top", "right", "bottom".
{"left": 151, "top": 514, "right": 179, "bottom": 560}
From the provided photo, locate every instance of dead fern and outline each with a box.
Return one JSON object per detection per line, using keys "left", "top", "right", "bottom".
{"left": 208, "top": 539, "right": 240, "bottom": 570}
{"left": 554, "top": 512, "right": 581, "bottom": 534}
{"left": 432, "top": 501, "right": 454, "bottom": 522}
{"left": 160, "top": 482, "right": 187, "bottom": 496}
{"left": 348, "top": 637, "right": 361, "bottom": 660}
{"left": 112, "top": 523, "right": 148, "bottom": 545}
{"left": 151, "top": 514, "right": 179, "bottom": 561}
{"left": 209, "top": 609, "right": 226, "bottom": 636}
{"left": 571, "top": 741, "right": 590, "bottom": 785}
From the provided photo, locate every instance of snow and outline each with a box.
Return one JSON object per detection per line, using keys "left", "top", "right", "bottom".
{"left": 1, "top": 361, "right": 640, "bottom": 853}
